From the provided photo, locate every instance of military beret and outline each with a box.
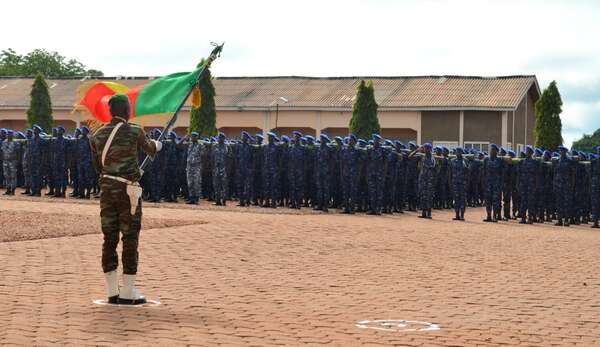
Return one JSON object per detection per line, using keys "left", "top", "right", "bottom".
{"left": 0, "top": 128, "right": 5, "bottom": 134}
{"left": 552, "top": 151, "right": 559, "bottom": 156}
{"left": 348, "top": 134, "right": 357, "bottom": 142}
{"left": 241, "top": 131, "right": 250, "bottom": 138}
{"left": 305, "top": 135, "right": 315, "bottom": 141}
{"left": 108, "top": 93, "right": 129, "bottom": 106}
{"left": 267, "top": 131, "right": 276, "bottom": 138}
{"left": 190, "top": 131, "right": 199, "bottom": 137}
{"left": 320, "top": 133, "right": 331, "bottom": 143}
{"left": 292, "top": 130, "right": 303, "bottom": 137}
{"left": 16, "top": 131, "right": 25, "bottom": 138}
{"left": 454, "top": 147, "right": 464, "bottom": 153}
{"left": 408, "top": 141, "right": 417, "bottom": 148}
{"left": 334, "top": 136, "right": 343, "bottom": 142}
{"left": 543, "top": 150, "right": 551, "bottom": 157}
{"left": 300, "top": 137, "right": 307, "bottom": 142}
{"left": 218, "top": 132, "right": 226, "bottom": 138}
{"left": 81, "top": 126, "right": 90, "bottom": 132}
{"left": 33, "top": 125, "right": 43, "bottom": 132}
{"left": 56, "top": 126, "right": 65, "bottom": 132}
{"left": 255, "top": 133, "right": 264, "bottom": 139}
{"left": 422, "top": 143, "right": 433, "bottom": 149}
{"left": 534, "top": 148, "right": 543, "bottom": 155}
{"left": 372, "top": 134, "right": 382, "bottom": 140}
{"left": 394, "top": 140, "right": 404, "bottom": 147}
{"left": 442, "top": 147, "right": 450, "bottom": 153}
{"left": 281, "top": 135, "right": 290, "bottom": 142}
{"left": 596, "top": 145, "right": 600, "bottom": 152}
{"left": 357, "top": 139, "right": 367, "bottom": 146}
{"left": 368, "top": 140, "right": 374, "bottom": 145}
{"left": 6, "top": 129, "right": 13, "bottom": 135}
{"left": 384, "top": 139, "right": 394, "bottom": 146}
{"left": 507, "top": 150, "right": 516, "bottom": 157}
{"left": 490, "top": 143, "right": 499, "bottom": 151}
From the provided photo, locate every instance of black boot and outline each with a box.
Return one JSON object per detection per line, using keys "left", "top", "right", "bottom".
{"left": 554, "top": 218, "right": 563, "bottom": 227}
{"left": 418, "top": 210, "right": 427, "bottom": 218}
{"left": 592, "top": 219, "right": 599, "bottom": 229}
{"left": 453, "top": 210, "right": 460, "bottom": 221}
{"left": 519, "top": 216, "right": 527, "bottom": 224}
{"left": 460, "top": 208, "right": 465, "bottom": 221}
{"left": 22, "top": 189, "right": 31, "bottom": 195}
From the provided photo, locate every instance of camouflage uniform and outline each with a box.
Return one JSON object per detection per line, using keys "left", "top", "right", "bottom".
{"left": 186, "top": 141, "right": 203, "bottom": 200}
{"left": 367, "top": 144, "right": 385, "bottom": 214}
{"left": 288, "top": 141, "right": 305, "bottom": 208}
{"left": 77, "top": 135, "right": 95, "bottom": 196}
{"left": 519, "top": 156, "right": 538, "bottom": 222}
{"left": 341, "top": 143, "right": 360, "bottom": 213}
{"left": 212, "top": 142, "right": 229, "bottom": 204}
{"left": 1, "top": 139, "right": 19, "bottom": 192}
{"left": 263, "top": 142, "right": 280, "bottom": 206}
{"left": 51, "top": 135, "right": 68, "bottom": 195}
{"left": 483, "top": 155, "right": 503, "bottom": 220}
{"left": 418, "top": 154, "right": 436, "bottom": 211}
{"left": 21, "top": 139, "right": 31, "bottom": 192}
{"left": 450, "top": 156, "right": 469, "bottom": 214}
{"left": 90, "top": 119, "right": 159, "bottom": 274}
{"left": 553, "top": 155, "right": 574, "bottom": 224}
{"left": 237, "top": 141, "right": 254, "bottom": 206}
{"left": 591, "top": 155, "right": 600, "bottom": 224}
{"left": 314, "top": 142, "right": 331, "bottom": 211}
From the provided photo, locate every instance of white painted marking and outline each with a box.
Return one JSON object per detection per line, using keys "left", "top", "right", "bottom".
{"left": 92, "top": 299, "right": 162, "bottom": 307}
{"left": 356, "top": 319, "right": 441, "bottom": 332}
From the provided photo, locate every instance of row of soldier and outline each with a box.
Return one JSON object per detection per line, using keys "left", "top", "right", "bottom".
{"left": 1, "top": 126, "right": 599, "bottom": 227}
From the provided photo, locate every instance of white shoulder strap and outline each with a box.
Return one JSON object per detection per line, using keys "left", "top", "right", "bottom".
{"left": 102, "top": 122, "right": 124, "bottom": 166}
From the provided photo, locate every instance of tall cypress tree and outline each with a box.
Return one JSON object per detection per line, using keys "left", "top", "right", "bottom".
{"left": 189, "top": 59, "right": 217, "bottom": 137}
{"left": 349, "top": 80, "right": 380, "bottom": 139}
{"left": 26, "top": 73, "right": 53, "bottom": 131}
{"left": 534, "top": 81, "right": 563, "bottom": 150}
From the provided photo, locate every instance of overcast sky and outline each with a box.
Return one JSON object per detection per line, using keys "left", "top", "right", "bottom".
{"left": 4, "top": 0, "right": 599, "bottom": 145}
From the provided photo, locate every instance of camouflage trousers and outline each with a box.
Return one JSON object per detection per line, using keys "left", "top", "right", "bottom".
{"left": 100, "top": 179, "right": 142, "bottom": 275}
{"left": 186, "top": 163, "right": 202, "bottom": 198}
{"left": 2, "top": 160, "right": 17, "bottom": 190}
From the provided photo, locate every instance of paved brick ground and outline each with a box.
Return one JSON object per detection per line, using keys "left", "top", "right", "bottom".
{"left": 1, "top": 194, "right": 600, "bottom": 346}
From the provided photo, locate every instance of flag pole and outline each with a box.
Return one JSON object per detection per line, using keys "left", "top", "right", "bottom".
{"left": 139, "top": 42, "right": 224, "bottom": 174}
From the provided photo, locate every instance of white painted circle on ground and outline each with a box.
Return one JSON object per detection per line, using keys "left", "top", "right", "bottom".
{"left": 356, "top": 320, "right": 440, "bottom": 332}
{"left": 92, "top": 299, "right": 162, "bottom": 307}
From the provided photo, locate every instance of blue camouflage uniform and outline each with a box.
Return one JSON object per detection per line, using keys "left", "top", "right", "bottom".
{"left": 263, "top": 133, "right": 280, "bottom": 207}
{"left": 553, "top": 148, "right": 574, "bottom": 225}
{"left": 341, "top": 136, "right": 360, "bottom": 213}
{"left": 288, "top": 133, "right": 305, "bottom": 209}
{"left": 450, "top": 148, "right": 469, "bottom": 219}
{"left": 367, "top": 135, "right": 385, "bottom": 215}
{"left": 483, "top": 145, "right": 504, "bottom": 221}
{"left": 212, "top": 134, "right": 229, "bottom": 205}
{"left": 236, "top": 132, "right": 254, "bottom": 206}
{"left": 519, "top": 148, "right": 539, "bottom": 223}
{"left": 314, "top": 134, "right": 332, "bottom": 211}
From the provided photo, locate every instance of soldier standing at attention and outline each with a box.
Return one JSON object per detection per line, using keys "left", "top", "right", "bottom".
{"left": 483, "top": 144, "right": 504, "bottom": 222}
{"left": 367, "top": 134, "right": 385, "bottom": 215}
{"left": 21, "top": 129, "right": 33, "bottom": 195}
{"left": 30, "top": 125, "right": 46, "bottom": 197}
{"left": 553, "top": 146, "right": 574, "bottom": 227}
{"left": 236, "top": 131, "right": 254, "bottom": 207}
{"left": 314, "top": 133, "right": 332, "bottom": 212}
{"left": 185, "top": 132, "right": 203, "bottom": 205}
{"left": 89, "top": 94, "right": 162, "bottom": 305}
{"left": 415, "top": 143, "right": 436, "bottom": 219}
{"left": 263, "top": 132, "right": 280, "bottom": 208}
{"left": 502, "top": 150, "right": 516, "bottom": 221}
{"left": 519, "top": 146, "right": 538, "bottom": 224}
{"left": 1, "top": 130, "right": 19, "bottom": 195}
{"left": 288, "top": 131, "right": 305, "bottom": 209}
{"left": 450, "top": 147, "right": 469, "bottom": 221}
{"left": 212, "top": 132, "right": 229, "bottom": 206}
{"left": 590, "top": 146, "right": 600, "bottom": 228}
{"left": 51, "top": 126, "right": 68, "bottom": 198}
{"left": 78, "top": 126, "right": 95, "bottom": 199}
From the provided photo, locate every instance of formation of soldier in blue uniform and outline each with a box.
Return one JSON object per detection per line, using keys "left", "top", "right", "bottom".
{"left": 2, "top": 126, "right": 600, "bottom": 228}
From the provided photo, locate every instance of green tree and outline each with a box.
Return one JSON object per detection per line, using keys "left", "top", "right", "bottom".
{"left": 534, "top": 81, "right": 563, "bottom": 150}
{"left": 26, "top": 73, "right": 53, "bottom": 131}
{"left": 349, "top": 80, "right": 380, "bottom": 139}
{"left": 0, "top": 48, "right": 103, "bottom": 77}
{"left": 573, "top": 129, "right": 600, "bottom": 152}
{"left": 189, "top": 59, "right": 217, "bottom": 137}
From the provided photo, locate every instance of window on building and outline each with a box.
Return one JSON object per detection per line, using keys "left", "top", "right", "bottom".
{"left": 433, "top": 141, "right": 459, "bottom": 149}
{"left": 464, "top": 141, "right": 489, "bottom": 152}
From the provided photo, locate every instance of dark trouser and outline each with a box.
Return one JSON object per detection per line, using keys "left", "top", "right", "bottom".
{"left": 100, "top": 180, "right": 142, "bottom": 275}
